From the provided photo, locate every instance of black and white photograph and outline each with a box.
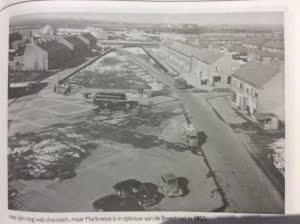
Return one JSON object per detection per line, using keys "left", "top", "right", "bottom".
{"left": 7, "top": 8, "right": 285, "bottom": 214}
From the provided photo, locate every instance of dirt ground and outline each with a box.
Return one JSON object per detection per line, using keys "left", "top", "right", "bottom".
{"left": 69, "top": 51, "right": 165, "bottom": 91}
{"left": 8, "top": 49, "right": 223, "bottom": 212}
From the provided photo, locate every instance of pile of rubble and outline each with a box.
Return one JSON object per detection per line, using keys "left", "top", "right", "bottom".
{"left": 8, "top": 133, "right": 92, "bottom": 180}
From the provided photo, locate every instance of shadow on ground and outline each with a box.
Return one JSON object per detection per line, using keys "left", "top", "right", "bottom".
{"left": 9, "top": 82, "right": 48, "bottom": 99}
{"left": 144, "top": 182, "right": 165, "bottom": 203}
{"left": 177, "top": 177, "right": 190, "bottom": 197}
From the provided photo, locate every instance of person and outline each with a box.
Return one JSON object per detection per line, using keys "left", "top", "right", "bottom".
{"left": 67, "top": 83, "right": 71, "bottom": 94}
{"left": 63, "top": 82, "right": 70, "bottom": 95}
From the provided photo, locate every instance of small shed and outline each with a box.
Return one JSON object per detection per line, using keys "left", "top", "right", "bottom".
{"left": 253, "top": 113, "right": 280, "bottom": 131}
{"left": 129, "top": 83, "right": 152, "bottom": 96}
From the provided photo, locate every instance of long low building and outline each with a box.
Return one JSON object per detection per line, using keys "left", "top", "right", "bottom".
{"left": 160, "top": 40, "right": 240, "bottom": 87}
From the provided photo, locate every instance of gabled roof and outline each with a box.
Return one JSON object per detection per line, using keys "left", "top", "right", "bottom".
{"left": 192, "top": 48, "right": 224, "bottom": 64}
{"left": 130, "top": 82, "right": 151, "bottom": 90}
{"left": 162, "top": 40, "right": 223, "bottom": 64}
{"left": 232, "top": 61, "right": 280, "bottom": 88}
{"left": 82, "top": 33, "right": 97, "bottom": 41}
{"left": 169, "top": 40, "right": 194, "bottom": 57}
{"left": 36, "top": 40, "right": 70, "bottom": 53}
{"left": 65, "top": 36, "right": 87, "bottom": 46}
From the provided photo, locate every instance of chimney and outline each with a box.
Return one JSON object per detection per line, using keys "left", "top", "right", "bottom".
{"left": 262, "top": 56, "right": 271, "bottom": 65}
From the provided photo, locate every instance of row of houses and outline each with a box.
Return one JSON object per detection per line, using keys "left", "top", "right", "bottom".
{"left": 160, "top": 40, "right": 241, "bottom": 87}
{"left": 241, "top": 38, "right": 284, "bottom": 55}
{"left": 191, "top": 35, "right": 284, "bottom": 56}
{"left": 160, "top": 39, "right": 284, "bottom": 130}
{"left": 9, "top": 32, "right": 98, "bottom": 71}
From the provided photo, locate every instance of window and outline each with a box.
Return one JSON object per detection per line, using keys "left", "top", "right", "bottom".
{"left": 240, "top": 83, "right": 243, "bottom": 89}
{"left": 215, "top": 66, "right": 219, "bottom": 72}
{"left": 246, "top": 88, "right": 249, "bottom": 93}
{"left": 255, "top": 91, "right": 258, "bottom": 98}
{"left": 227, "top": 76, "right": 231, "bottom": 84}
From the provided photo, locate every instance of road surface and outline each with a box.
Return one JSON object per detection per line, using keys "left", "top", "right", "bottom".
{"left": 120, "top": 48, "right": 284, "bottom": 213}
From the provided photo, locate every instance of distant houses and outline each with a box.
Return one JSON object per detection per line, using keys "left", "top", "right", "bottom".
{"left": 241, "top": 37, "right": 265, "bottom": 50}
{"left": 56, "top": 26, "right": 108, "bottom": 40}
{"left": 9, "top": 24, "right": 99, "bottom": 71}
{"left": 230, "top": 61, "right": 284, "bottom": 130}
{"left": 262, "top": 40, "right": 284, "bottom": 55}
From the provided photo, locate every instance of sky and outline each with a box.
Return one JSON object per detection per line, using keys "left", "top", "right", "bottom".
{"left": 11, "top": 11, "right": 284, "bottom": 26}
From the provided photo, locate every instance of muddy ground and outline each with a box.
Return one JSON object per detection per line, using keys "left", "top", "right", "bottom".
{"left": 8, "top": 47, "right": 223, "bottom": 212}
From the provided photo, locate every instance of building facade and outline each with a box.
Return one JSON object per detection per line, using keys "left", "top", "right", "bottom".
{"left": 230, "top": 61, "right": 284, "bottom": 130}
{"left": 160, "top": 40, "right": 239, "bottom": 87}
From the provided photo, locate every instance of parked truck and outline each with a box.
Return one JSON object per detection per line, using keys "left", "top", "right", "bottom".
{"left": 181, "top": 123, "right": 199, "bottom": 148}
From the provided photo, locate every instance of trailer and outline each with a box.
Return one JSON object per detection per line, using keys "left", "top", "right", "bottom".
{"left": 92, "top": 92, "right": 137, "bottom": 110}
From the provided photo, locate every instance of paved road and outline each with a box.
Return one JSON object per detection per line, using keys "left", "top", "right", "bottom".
{"left": 120, "top": 49, "right": 284, "bottom": 213}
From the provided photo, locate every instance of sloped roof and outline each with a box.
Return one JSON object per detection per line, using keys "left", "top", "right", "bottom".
{"left": 82, "top": 33, "right": 97, "bottom": 41}
{"left": 36, "top": 40, "right": 70, "bottom": 53}
{"left": 192, "top": 48, "right": 224, "bottom": 64}
{"left": 65, "top": 36, "right": 87, "bottom": 46}
{"left": 130, "top": 82, "right": 151, "bottom": 90}
{"left": 213, "top": 55, "right": 241, "bottom": 75}
{"left": 162, "top": 40, "right": 194, "bottom": 57}
{"left": 162, "top": 40, "right": 223, "bottom": 64}
{"left": 232, "top": 61, "right": 280, "bottom": 88}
